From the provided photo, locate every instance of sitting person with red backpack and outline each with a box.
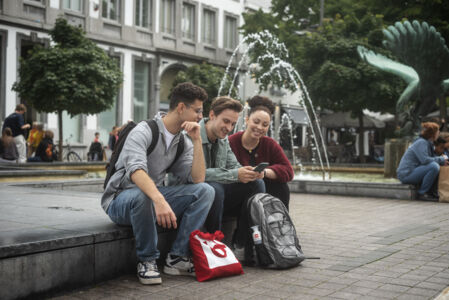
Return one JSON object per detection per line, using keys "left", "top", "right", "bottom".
{"left": 27, "top": 130, "right": 57, "bottom": 162}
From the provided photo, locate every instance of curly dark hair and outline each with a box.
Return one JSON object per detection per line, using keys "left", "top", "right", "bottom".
{"left": 169, "top": 82, "right": 208, "bottom": 110}
{"left": 247, "top": 95, "right": 275, "bottom": 116}
{"left": 210, "top": 96, "right": 243, "bottom": 116}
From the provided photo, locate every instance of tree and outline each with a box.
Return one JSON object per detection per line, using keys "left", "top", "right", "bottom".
{"left": 171, "top": 62, "right": 238, "bottom": 116}
{"left": 13, "top": 18, "right": 122, "bottom": 160}
{"left": 242, "top": 7, "right": 404, "bottom": 162}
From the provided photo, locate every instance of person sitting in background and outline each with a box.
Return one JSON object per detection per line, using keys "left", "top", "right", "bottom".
{"left": 434, "top": 137, "right": 447, "bottom": 157}
{"left": 108, "top": 126, "right": 118, "bottom": 151}
{"left": 27, "top": 122, "right": 44, "bottom": 158}
{"left": 0, "top": 127, "right": 19, "bottom": 163}
{"left": 88, "top": 132, "right": 104, "bottom": 161}
{"left": 229, "top": 96, "right": 294, "bottom": 209}
{"left": 28, "top": 130, "right": 56, "bottom": 162}
{"left": 397, "top": 122, "right": 448, "bottom": 201}
{"left": 438, "top": 132, "right": 449, "bottom": 157}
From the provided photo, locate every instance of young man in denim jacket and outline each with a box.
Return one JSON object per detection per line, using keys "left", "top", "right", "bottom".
{"left": 199, "top": 97, "right": 265, "bottom": 258}
{"left": 101, "top": 83, "right": 214, "bottom": 285}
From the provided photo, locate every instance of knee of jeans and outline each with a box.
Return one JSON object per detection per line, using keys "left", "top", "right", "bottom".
{"left": 253, "top": 179, "right": 266, "bottom": 193}
{"left": 430, "top": 162, "right": 440, "bottom": 173}
{"left": 131, "top": 189, "right": 152, "bottom": 210}
{"left": 196, "top": 182, "right": 216, "bottom": 202}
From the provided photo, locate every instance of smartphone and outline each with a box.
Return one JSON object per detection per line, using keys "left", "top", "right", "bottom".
{"left": 253, "top": 162, "right": 269, "bottom": 173}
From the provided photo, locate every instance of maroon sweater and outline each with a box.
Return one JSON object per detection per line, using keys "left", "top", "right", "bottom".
{"left": 229, "top": 131, "right": 294, "bottom": 183}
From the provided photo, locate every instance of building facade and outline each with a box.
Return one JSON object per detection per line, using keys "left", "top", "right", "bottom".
{"left": 0, "top": 0, "right": 268, "bottom": 152}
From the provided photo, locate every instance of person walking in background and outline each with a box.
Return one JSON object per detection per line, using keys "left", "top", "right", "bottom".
{"left": 229, "top": 96, "right": 294, "bottom": 209}
{"left": 27, "top": 130, "right": 57, "bottom": 162}
{"left": 0, "top": 127, "right": 19, "bottom": 163}
{"left": 397, "top": 122, "right": 449, "bottom": 201}
{"left": 108, "top": 126, "right": 119, "bottom": 151}
{"left": 27, "top": 122, "right": 44, "bottom": 158}
{"left": 2, "top": 104, "right": 30, "bottom": 163}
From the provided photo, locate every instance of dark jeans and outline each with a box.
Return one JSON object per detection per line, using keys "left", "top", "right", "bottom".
{"left": 205, "top": 180, "right": 265, "bottom": 246}
{"left": 264, "top": 178, "right": 290, "bottom": 210}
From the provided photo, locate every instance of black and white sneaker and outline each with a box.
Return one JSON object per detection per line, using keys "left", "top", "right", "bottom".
{"left": 163, "top": 254, "right": 196, "bottom": 277}
{"left": 137, "top": 260, "right": 162, "bottom": 285}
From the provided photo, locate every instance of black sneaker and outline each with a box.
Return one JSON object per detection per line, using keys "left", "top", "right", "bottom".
{"left": 163, "top": 254, "right": 196, "bottom": 277}
{"left": 417, "top": 193, "right": 439, "bottom": 201}
{"left": 137, "top": 260, "right": 162, "bottom": 285}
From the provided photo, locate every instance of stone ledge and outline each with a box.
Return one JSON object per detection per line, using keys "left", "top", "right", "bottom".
{"left": 289, "top": 180, "right": 418, "bottom": 200}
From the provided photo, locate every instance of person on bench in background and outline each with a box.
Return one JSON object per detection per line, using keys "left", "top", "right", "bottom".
{"left": 397, "top": 122, "right": 449, "bottom": 201}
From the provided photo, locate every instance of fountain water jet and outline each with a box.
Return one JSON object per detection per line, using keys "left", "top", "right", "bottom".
{"left": 218, "top": 31, "right": 331, "bottom": 179}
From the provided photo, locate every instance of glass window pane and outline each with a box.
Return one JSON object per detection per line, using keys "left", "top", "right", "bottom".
{"left": 102, "top": 0, "right": 108, "bottom": 17}
{"left": 62, "top": 111, "right": 81, "bottom": 144}
{"left": 160, "top": 0, "right": 174, "bottom": 34}
{"left": 98, "top": 56, "right": 119, "bottom": 145}
{"left": 133, "top": 61, "right": 151, "bottom": 122}
{"left": 135, "top": 0, "right": 141, "bottom": 26}
{"left": 203, "top": 10, "right": 215, "bottom": 44}
{"left": 182, "top": 4, "right": 194, "bottom": 40}
{"left": 224, "top": 16, "right": 237, "bottom": 49}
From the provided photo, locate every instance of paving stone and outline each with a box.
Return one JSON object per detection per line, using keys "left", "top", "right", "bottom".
{"left": 407, "top": 287, "right": 441, "bottom": 297}
{"left": 9, "top": 191, "right": 447, "bottom": 300}
{"left": 378, "top": 283, "right": 410, "bottom": 293}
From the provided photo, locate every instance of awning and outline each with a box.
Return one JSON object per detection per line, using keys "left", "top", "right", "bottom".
{"left": 320, "top": 112, "right": 385, "bottom": 128}
{"left": 283, "top": 107, "right": 309, "bottom": 125}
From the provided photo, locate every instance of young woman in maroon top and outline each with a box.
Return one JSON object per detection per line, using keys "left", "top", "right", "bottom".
{"left": 229, "top": 96, "right": 294, "bottom": 209}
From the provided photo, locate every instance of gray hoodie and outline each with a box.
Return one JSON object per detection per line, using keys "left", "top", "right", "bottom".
{"left": 101, "top": 113, "right": 194, "bottom": 212}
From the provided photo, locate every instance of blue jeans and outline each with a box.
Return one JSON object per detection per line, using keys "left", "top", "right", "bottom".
{"left": 399, "top": 162, "right": 440, "bottom": 195}
{"left": 205, "top": 179, "right": 265, "bottom": 234}
{"left": 107, "top": 183, "right": 214, "bottom": 262}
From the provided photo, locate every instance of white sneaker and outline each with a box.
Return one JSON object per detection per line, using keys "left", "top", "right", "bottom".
{"left": 163, "top": 254, "right": 196, "bottom": 277}
{"left": 137, "top": 261, "right": 162, "bottom": 285}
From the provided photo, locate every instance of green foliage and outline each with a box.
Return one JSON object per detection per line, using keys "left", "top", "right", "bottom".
{"left": 171, "top": 63, "right": 238, "bottom": 116}
{"left": 13, "top": 18, "right": 123, "bottom": 117}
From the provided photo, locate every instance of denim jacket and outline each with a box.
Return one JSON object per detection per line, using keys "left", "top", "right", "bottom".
{"left": 396, "top": 137, "right": 445, "bottom": 180}
{"left": 200, "top": 118, "right": 241, "bottom": 184}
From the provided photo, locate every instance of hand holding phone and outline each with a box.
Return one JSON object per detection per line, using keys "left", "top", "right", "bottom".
{"left": 253, "top": 162, "right": 269, "bottom": 173}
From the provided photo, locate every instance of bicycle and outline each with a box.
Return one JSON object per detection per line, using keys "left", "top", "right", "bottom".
{"left": 55, "top": 134, "right": 82, "bottom": 162}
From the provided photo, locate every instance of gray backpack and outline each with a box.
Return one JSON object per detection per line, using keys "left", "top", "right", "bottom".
{"left": 246, "top": 193, "right": 305, "bottom": 269}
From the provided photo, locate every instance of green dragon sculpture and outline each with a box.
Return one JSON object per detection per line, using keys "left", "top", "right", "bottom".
{"left": 358, "top": 20, "right": 449, "bottom": 136}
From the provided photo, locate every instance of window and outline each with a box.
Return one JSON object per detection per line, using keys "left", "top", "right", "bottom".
{"left": 224, "top": 16, "right": 237, "bottom": 49}
{"left": 135, "top": 0, "right": 151, "bottom": 28}
{"left": 102, "top": 0, "right": 121, "bottom": 22}
{"left": 182, "top": 3, "right": 195, "bottom": 40}
{"left": 98, "top": 56, "right": 120, "bottom": 146}
{"left": 133, "top": 60, "right": 151, "bottom": 122}
{"left": 160, "top": 0, "right": 175, "bottom": 35}
{"left": 63, "top": 0, "right": 82, "bottom": 12}
{"left": 202, "top": 9, "right": 215, "bottom": 45}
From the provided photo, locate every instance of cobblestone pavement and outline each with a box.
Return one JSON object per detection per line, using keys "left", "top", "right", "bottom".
{"left": 51, "top": 193, "right": 449, "bottom": 300}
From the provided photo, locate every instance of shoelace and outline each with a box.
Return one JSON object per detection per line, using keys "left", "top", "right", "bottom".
{"left": 141, "top": 261, "right": 158, "bottom": 272}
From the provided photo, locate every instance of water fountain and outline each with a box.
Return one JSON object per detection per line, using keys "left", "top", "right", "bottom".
{"left": 218, "top": 31, "right": 331, "bottom": 179}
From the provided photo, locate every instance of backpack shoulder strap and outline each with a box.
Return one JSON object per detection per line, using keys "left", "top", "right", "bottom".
{"left": 146, "top": 119, "right": 159, "bottom": 156}
{"left": 167, "top": 133, "right": 185, "bottom": 171}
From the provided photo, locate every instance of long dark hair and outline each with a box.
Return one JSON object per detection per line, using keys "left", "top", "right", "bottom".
{"left": 1, "top": 127, "right": 14, "bottom": 147}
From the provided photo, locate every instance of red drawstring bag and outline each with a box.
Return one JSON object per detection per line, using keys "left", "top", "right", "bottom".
{"left": 189, "top": 230, "right": 244, "bottom": 282}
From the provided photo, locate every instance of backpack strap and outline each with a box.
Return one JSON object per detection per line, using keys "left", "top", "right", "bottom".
{"left": 146, "top": 119, "right": 159, "bottom": 156}
{"left": 167, "top": 134, "right": 184, "bottom": 171}
{"left": 146, "top": 119, "right": 184, "bottom": 171}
